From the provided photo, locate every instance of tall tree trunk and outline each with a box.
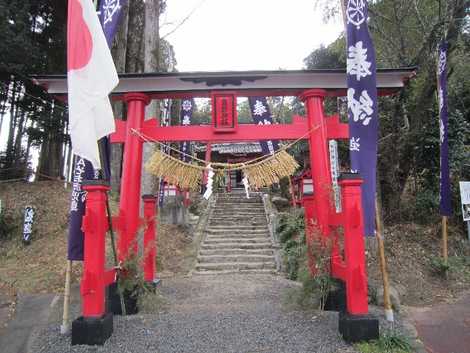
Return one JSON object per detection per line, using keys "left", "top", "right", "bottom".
{"left": 5, "top": 80, "right": 19, "bottom": 168}
{"left": 142, "top": 0, "right": 160, "bottom": 196}
{"left": 125, "top": 0, "right": 145, "bottom": 74}
{"left": 110, "top": 2, "right": 130, "bottom": 192}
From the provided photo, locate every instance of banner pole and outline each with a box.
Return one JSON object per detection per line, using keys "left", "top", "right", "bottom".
{"left": 467, "top": 220, "right": 470, "bottom": 242}
{"left": 442, "top": 215, "right": 448, "bottom": 265}
{"left": 97, "top": 138, "right": 126, "bottom": 315}
{"left": 375, "top": 196, "right": 394, "bottom": 322}
{"left": 60, "top": 260, "right": 72, "bottom": 334}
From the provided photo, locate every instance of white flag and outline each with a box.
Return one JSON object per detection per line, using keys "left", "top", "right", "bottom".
{"left": 67, "top": 0, "right": 118, "bottom": 168}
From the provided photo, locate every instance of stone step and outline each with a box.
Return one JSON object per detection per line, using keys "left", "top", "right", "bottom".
{"left": 215, "top": 201, "right": 263, "bottom": 204}
{"left": 209, "top": 216, "right": 266, "bottom": 222}
{"left": 207, "top": 224, "right": 268, "bottom": 229}
{"left": 212, "top": 208, "right": 266, "bottom": 212}
{"left": 195, "top": 261, "right": 276, "bottom": 271}
{"left": 205, "top": 233, "right": 270, "bottom": 239}
{"left": 199, "top": 248, "right": 274, "bottom": 256}
{"left": 203, "top": 237, "right": 271, "bottom": 244}
{"left": 197, "top": 254, "right": 275, "bottom": 264}
{"left": 217, "top": 197, "right": 262, "bottom": 199}
{"left": 192, "top": 268, "right": 277, "bottom": 276}
{"left": 201, "top": 242, "right": 273, "bottom": 250}
{"left": 206, "top": 228, "right": 269, "bottom": 234}
{"left": 211, "top": 213, "right": 266, "bottom": 217}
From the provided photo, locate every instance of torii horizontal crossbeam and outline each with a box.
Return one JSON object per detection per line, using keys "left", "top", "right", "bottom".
{"left": 110, "top": 115, "right": 349, "bottom": 143}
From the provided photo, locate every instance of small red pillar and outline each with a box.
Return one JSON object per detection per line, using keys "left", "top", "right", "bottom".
{"left": 142, "top": 194, "right": 157, "bottom": 282}
{"left": 80, "top": 181, "right": 110, "bottom": 318}
{"left": 118, "top": 93, "right": 150, "bottom": 261}
{"left": 339, "top": 174, "right": 369, "bottom": 315}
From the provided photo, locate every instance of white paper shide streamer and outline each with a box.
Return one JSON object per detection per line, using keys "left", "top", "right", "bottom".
{"left": 203, "top": 164, "right": 214, "bottom": 200}
{"left": 242, "top": 174, "right": 250, "bottom": 199}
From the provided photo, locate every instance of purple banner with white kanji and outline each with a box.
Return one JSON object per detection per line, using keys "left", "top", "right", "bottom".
{"left": 99, "top": 0, "right": 128, "bottom": 47}
{"left": 67, "top": 157, "right": 98, "bottom": 260}
{"left": 438, "top": 41, "right": 452, "bottom": 216}
{"left": 248, "top": 97, "right": 280, "bottom": 155}
{"left": 180, "top": 98, "right": 193, "bottom": 162}
{"left": 345, "top": 0, "right": 378, "bottom": 236}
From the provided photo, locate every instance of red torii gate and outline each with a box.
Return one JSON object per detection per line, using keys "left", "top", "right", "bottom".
{"left": 36, "top": 68, "right": 414, "bottom": 344}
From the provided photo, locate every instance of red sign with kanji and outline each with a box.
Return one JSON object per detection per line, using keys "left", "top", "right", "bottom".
{"left": 211, "top": 92, "right": 237, "bottom": 132}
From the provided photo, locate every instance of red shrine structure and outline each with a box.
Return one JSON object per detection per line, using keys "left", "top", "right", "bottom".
{"left": 36, "top": 68, "right": 415, "bottom": 344}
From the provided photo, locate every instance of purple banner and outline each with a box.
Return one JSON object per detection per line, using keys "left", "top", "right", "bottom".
{"left": 67, "top": 157, "right": 98, "bottom": 260}
{"left": 159, "top": 100, "right": 172, "bottom": 207}
{"left": 248, "top": 97, "right": 280, "bottom": 155}
{"left": 99, "top": 0, "right": 128, "bottom": 46}
{"left": 345, "top": 0, "right": 378, "bottom": 236}
{"left": 180, "top": 99, "right": 193, "bottom": 162}
{"left": 438, "top": 41, "right": 451, "bottom": 216}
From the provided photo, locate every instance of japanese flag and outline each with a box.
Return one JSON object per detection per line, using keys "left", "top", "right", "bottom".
{"left": 67, "top": 0, "right": 118, "bottom": 169}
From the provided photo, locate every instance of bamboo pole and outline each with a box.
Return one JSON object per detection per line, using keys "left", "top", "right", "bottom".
{"left": 60, "top": 260, "right": 72, "bottom": 334}
{"left": 442, "top": 216, "right": 448, "bottom": 264}
{"left": 340, "top": 0, "right": 347, "bottom": 28}
{"left": 375, "top": 199, "right": 394, "bottom": 322}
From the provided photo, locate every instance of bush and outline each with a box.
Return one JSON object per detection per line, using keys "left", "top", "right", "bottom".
{"left": 0, "top": 212, "right": 18, "bottom": 241}
{"left": 277, "top": 209, "right": 305, "bottom": 280}
{"left": 355, "top": 331, "right": 412, "bottom": 353}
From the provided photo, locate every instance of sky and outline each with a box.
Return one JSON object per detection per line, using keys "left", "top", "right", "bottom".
{"left": 161, "top": 0, "right": 344, "bottom": 72}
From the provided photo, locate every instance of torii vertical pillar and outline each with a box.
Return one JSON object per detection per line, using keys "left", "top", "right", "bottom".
{"left": 118, "top": 93, "right": 150, "bottom": 261}
{"left": 299, "top": 89, "right": 333, "bottom": 270}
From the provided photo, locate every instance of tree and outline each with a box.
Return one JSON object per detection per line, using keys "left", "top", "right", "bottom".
{"left": 307, "top": 0, "right": 470, "bottom": 221}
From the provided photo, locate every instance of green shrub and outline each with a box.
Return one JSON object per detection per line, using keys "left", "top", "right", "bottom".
{"left": 0, "top": 212, "right": 18, "bottom": 241}
{"left": 277, "top": 209, "right": 306, "bottom": 280}
{"left": 355, "top": 331, "right": 413, "bottom": 353}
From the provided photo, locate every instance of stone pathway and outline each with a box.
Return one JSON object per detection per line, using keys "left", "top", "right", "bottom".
{"left": 194, "top": 190, "right": 277, "bottom": 275}
{"left": 30, "top": 274, "right": 356, "bottom": 353}
{"left": 410, "top": 293, "right": 470, "bottom": 353}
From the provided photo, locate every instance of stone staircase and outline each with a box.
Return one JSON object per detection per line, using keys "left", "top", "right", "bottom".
{"left": 193, "top": 189, "right": 277, "bottom": 275}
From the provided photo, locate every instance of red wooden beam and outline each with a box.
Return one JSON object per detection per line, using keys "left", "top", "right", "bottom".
{"left": 326, "top": 114, "right": 349, "bottom": 140}
{"left": 110, "top": 115, "right": 311, "bottom": 144}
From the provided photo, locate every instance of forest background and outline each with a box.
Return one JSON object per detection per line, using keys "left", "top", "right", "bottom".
{"left": 0, "top": 0, "right": 469, "bottom": 229}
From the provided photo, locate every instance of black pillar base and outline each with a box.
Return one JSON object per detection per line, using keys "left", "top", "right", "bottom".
{"left": 71, "top": 313, "right": 113, "bottom": 346}
{"left": 324, "top": 280, "right": 346, "bottom": 312}
{"left": 106, "top": 282, "right": 139, "bottom": 315}
{"left": 338, "top": 312, "right": 379, "bottom": 343}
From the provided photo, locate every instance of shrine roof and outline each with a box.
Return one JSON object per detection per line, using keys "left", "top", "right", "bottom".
{"left": 32, "top": 68, "right": 416, "bottom": 97}
{"left": 194, "top": 142, "right": 263, "bottom": 155}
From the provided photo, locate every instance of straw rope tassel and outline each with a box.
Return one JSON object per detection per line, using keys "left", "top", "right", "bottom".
{"left": 145, "top": 147, "right": 299, "bottom": 190}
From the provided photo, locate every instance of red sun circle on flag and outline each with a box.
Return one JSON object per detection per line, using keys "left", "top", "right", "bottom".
{"left": 67, "top": 0, "right": 93, "bottom": 71}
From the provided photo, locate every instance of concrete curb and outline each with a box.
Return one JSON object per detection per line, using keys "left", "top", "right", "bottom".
{"left": 0, "top": 293, "right": 57, "bottom": 353}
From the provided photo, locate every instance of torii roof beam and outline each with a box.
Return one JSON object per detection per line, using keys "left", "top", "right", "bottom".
{"left": 32, "top": 68, "right": 416, "bottom": 98}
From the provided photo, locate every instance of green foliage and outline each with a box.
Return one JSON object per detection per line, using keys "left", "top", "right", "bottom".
{"left": 294, "top": 265, "right": 335, "bottom": 310}
{"left": 355, "top": 331, "right": 413, "bottom": 353}
{"left": 278, "top": 209, "right": 336, "bottom": 309}
{"left": 277, "top": 209, "right": 305, "bottom": 280}
{"left": 278, "top": 210, "right": 305, "bottom": 244}
{"left": 0, "top": 212, "right": 18, "bottom": 241}
{"left": 305, "top": 0, "right": 470, "bottom": 225}
{"left": 429, "top": 255, "right": 470, "bottom": 278}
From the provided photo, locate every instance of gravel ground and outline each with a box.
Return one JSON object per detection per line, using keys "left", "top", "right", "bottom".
{"left": 29, "top": 274, "right": 358, "bottom": 353}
